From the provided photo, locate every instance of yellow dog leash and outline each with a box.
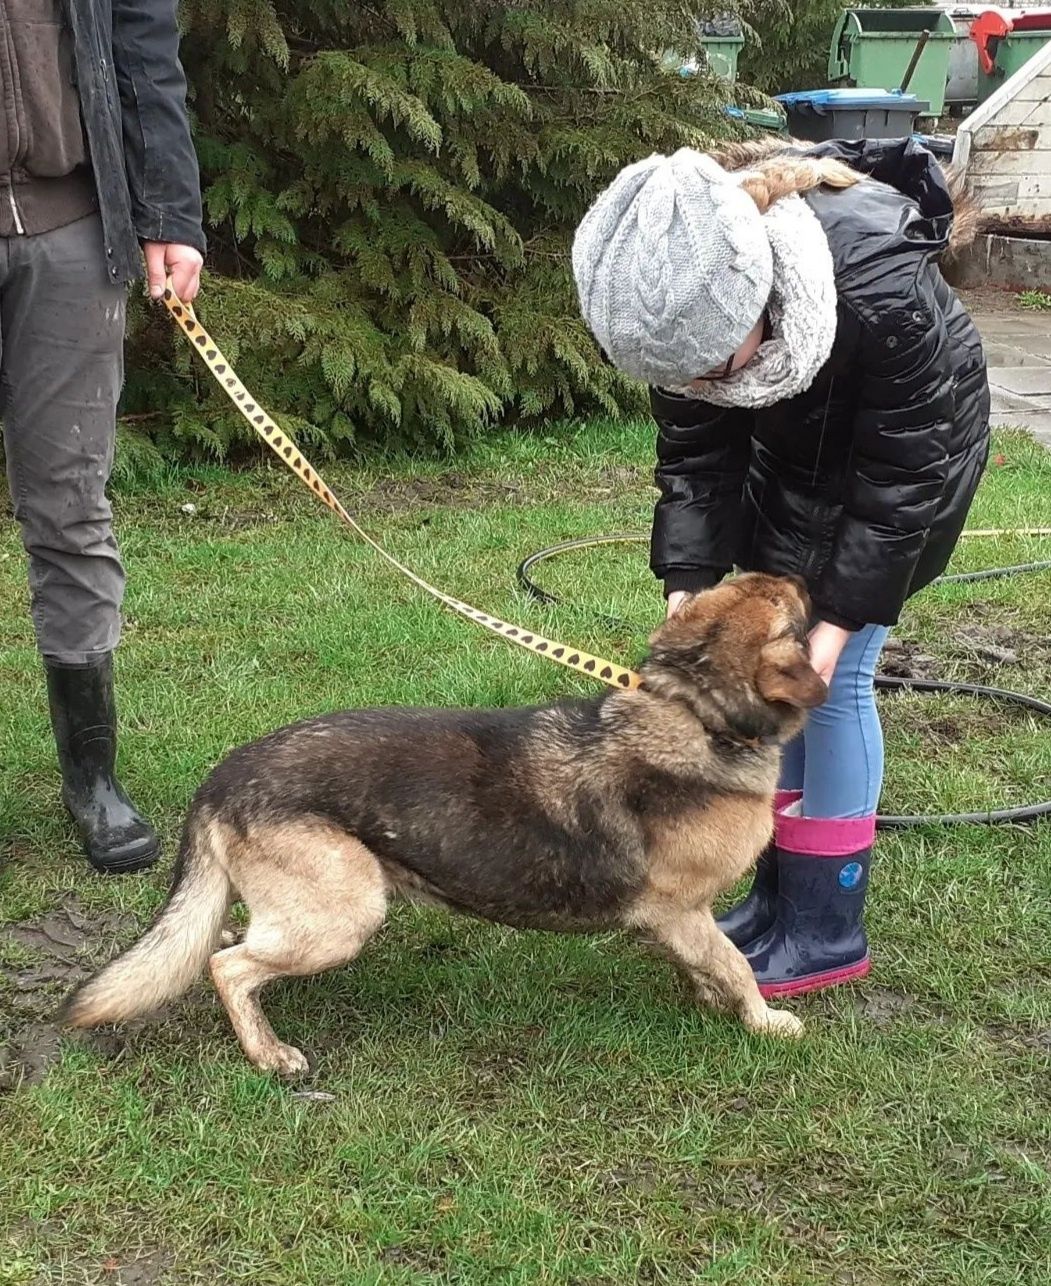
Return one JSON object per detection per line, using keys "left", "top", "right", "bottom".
{"left": 161, "top": 282, "right": 642, "bottom": 692}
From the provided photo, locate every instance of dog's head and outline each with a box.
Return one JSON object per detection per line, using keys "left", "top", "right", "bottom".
{"left": 641, "top": 574, "right": 826, "bottom": 743}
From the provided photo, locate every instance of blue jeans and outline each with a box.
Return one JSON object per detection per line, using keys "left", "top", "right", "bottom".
{"left": 779, "top": 623, "right": 890, "bottom": 819}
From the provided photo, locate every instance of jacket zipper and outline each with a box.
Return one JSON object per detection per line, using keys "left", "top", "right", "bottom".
{"left": 6, "top": 176, "right": 24, "bottom": 235}
{"left": 0, "top": 4, "right": 26, "bottom": 235}
{"left": 802, "top": 377, "right": 836, "bottom": 578}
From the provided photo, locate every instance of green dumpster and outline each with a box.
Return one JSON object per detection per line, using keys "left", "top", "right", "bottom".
{"left": 972, "top": 9, "right": 1051, "bottom": 103}
{"left": 661, "top": 15, "right": 745, "bottom": 84}
{"left": 725, "top": 105, "right": 788, "bottom": 133}
{"left": 698, "top": 37, "right": 745, "bottom": 83}
{"left": 829, "top": 8, "right": 956, "bottom": 117}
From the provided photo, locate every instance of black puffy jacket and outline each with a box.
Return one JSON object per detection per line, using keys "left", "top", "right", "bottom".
{"left": 650, "top": 139, "right": 991, "bottom": 630}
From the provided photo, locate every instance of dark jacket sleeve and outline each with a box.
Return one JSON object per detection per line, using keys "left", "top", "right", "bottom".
{"left": 649, "top": 388, "right": 753, "bottom": 597}
{"left": 810, "top": 291, "right": 955, "bottom": 630}
{"left": 111, "top": 0, "right": 206, "bottom": 253}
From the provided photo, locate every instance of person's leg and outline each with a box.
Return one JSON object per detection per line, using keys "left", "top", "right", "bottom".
{"left": 778, "top": 729, "right": 806, "bottom": 796}
{"left": 743, "top": 624, "right": 889, "bottom": 995}
{"left": 2, "top": 215, "right": 157, "bottom": 873}
{"left": 801, "top": 624, "right": 890, "bottom": 819}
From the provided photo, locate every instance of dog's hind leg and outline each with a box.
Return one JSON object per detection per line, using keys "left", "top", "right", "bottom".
{"left": 208, "top": 824, "right": 388, "bottom": 1076}
{"left": 643, "top": 907, "right": 804, "bottom": 1040}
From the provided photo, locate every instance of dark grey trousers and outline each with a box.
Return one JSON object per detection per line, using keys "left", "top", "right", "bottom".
{"left": 2, "top": 214, "right": 127, "bottom": 665}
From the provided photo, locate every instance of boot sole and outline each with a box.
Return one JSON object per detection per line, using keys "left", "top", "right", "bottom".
{"left": 757, "top": 955, "right": 870, "bottom": 999}
{"left": 88, "top": 847, "right": 159, "bottom": 875}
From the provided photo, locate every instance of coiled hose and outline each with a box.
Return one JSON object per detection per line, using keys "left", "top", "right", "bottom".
{"left": 515, "top": 534, "right": 1051, "bottom": 829}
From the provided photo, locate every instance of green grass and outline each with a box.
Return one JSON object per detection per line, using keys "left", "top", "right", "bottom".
{"left": 2, "top": 423, "right": 1050, "bottom": 1285}
{"left": 1019, "top": 289, "right": 1051, "bottom": 312}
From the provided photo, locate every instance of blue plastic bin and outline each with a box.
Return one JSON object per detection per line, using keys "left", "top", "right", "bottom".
{"left": 775, "top": 88, "right": 930, "bottom": 141}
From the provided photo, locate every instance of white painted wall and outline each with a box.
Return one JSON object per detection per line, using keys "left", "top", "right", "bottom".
{"left": 954, "top": 40, "right": 1051, "bottom": 232}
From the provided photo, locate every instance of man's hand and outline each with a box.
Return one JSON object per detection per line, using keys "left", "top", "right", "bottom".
{"left": 143, "top": 242, "right": 204, "bottom": 303}
{"left": 807, "top": 620, "right": 852, "bottom": 687}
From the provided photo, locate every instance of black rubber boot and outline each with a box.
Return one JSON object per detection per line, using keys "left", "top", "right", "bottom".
{"left": 45, "top": 656, "right": 159, "bottom": 875}
{"left": 716, "top": 789, "right": 801, "bottom": 948}
{"left": 744, "top": 814, "right": 875, "bottom": 998}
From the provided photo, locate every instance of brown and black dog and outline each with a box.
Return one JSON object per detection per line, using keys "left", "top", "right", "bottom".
{"left": 63, "top": 573, "right": 826, "bottom": 1074}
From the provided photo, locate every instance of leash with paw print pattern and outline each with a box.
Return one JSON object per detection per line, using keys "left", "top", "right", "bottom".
{"left": 161, "top": 281, "right": 642, "bottom": 692}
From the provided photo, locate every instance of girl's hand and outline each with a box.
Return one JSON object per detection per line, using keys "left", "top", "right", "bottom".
{"left": 807, "top": 620, "right": 852, "bottom": 686}
{"left": 666, "top": 590, "right": 689, "bottom": 618}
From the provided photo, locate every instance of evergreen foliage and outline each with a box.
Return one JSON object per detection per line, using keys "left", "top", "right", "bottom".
{"left": 123, "top": 1, "right": 737, "bottom": 460}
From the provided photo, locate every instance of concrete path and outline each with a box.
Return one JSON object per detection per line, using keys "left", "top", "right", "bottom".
{"left": 968, "top": 306, "right": 1051, "bottom": 448}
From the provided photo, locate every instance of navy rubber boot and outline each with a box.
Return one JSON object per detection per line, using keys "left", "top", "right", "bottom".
{"left": 46, "top": 656, "right": 160, "bottom": 875}
{"left": 717, "top": 846, "right": 778, "bottom": 948}
{"left": 716, "top": 789, "right": 801, "bottom": 949}
{"left": 743, "top": 812, "right": 875, "bottom": 998}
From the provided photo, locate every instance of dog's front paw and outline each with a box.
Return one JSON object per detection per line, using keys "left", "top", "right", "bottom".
{"left": 750, "top": 1007, "right": 804, "bottom": 1040}
{"left": 252, "top": 1042, "right": 311, "bottom": 1078}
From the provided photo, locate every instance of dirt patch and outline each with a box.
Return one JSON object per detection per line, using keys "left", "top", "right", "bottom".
{"left": 463, "top": 1035, "right": 538, "bottom": 1083}
{"left": 178, "top": 503, "right": 280, "bottom": 529}
{"left": 600, "top": 1159, "right": 660, "bottom": 1197}
{"left": 984, "top": 1023, "right": 1051, "bottom": 1053}
{"left": 379, "top": 1243, "right": 447, "bottom": 1275}
{"left": 0, "top": 897, "right": 138, "bottom": 1088}
{"left": 886, "top": 698, "right": 1011, "bottom": 744}
{"left": 0, "top": 1022, "right": 63, "bottom": 1088}
{"left": 952, "top": 625, "right": 1021, "bottom": 667}
{"left": 952, "top": 622, "right": 1051, "bottom": 667}
{"left": 676, "top": 1159, "right": 847, "bottom": 1256}
{"left": 957, "top": 287, "right": 1027, "bottom": 317}
{"left": 880, "top": 623, "right": 1051, "bottom": 683}
{"left": 877, "top": 637, "right": 942, "bottom": 680}
{"left": 922, "top": 716, "right": 967, "bottom": 745}
{"left": 26, "top": 1246, "right": 175, "bottom": 1286}
{"left": 854, "top": 986, "right": 916, "bottom": 1027}
{"left": 106, "top": 1249, "right": 176, "bottom": 1286}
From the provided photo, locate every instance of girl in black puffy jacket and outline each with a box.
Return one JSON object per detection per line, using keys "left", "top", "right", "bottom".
{"left": 572, "top": 137, "right": 990, "bottom": 998}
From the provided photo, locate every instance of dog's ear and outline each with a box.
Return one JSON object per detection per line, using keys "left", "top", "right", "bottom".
{"left": 756, "top": 640, "right": 828, "bottom": 710}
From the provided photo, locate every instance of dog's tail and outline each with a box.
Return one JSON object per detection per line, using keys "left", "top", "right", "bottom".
{"left": 61, "top": 812, "right": 232, "bottom": 1028}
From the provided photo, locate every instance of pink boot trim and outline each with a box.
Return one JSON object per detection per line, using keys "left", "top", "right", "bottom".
{"left": 773, "top": 788, "right": 803, "bottom": 813}
{"left": 776, "top": 811, "right": 877, "bottom": 857}
{"left": 758, "top": 955, "right": 871, "bottom": 999}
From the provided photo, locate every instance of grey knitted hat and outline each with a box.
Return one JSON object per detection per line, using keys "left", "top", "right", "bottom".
{"left": 572, "top": 149, "right": 774, "bottom": 388}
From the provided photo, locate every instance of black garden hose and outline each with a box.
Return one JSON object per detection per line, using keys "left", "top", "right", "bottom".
{"left": 515, "top": 535, "right": 1051, "bottom": 828}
